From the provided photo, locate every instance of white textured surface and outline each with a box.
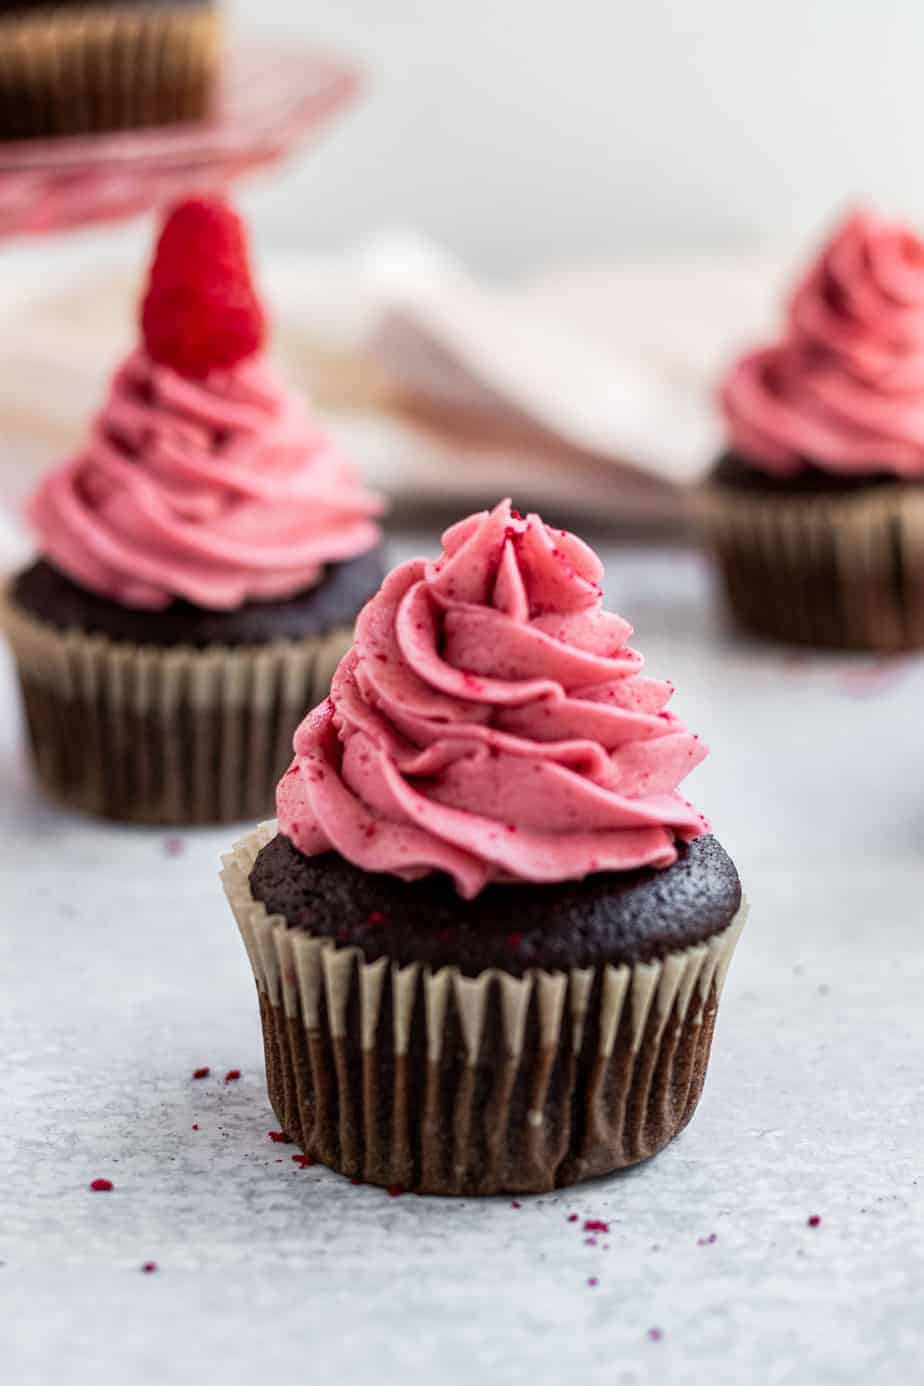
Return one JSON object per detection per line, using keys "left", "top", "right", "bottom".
{"left": 2, "top": 535, "right": 924, "bottom": 1386}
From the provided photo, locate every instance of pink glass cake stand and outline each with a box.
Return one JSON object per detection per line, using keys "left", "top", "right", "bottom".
{"left": 0, "top": 41, "right": 360, "bottom": 239}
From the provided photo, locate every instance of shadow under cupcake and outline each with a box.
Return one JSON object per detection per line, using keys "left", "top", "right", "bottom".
{"left": 1, "top": 196, "right": 385, "bottom": 824}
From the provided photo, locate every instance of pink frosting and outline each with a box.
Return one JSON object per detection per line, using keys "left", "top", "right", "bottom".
{"left": 29, "top": 349, "right": 383, "bottom": 610}
{"left": 721, "top": 209, "right": 924, "bottom": 477}
{"left": 278, "top": 501, "right": 709, "bottom": 899}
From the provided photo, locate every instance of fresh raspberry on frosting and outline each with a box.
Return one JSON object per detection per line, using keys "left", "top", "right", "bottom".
{"left": 721, "top": 208, "right": 924, "bottom": 477}
{"left": 141, "top": 197, "right": 266, "bottom": 378}
{"left": 278, "top": 501, "right": 709, "bottom": 898}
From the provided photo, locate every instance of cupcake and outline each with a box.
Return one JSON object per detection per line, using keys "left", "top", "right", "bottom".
{"left": 0, "top": 1, "right": 220, "bottom": 140}
{"left": 700, "top": 208, "right": 924, "bottom": 650}
{"left": 221, "top": 500, "right": 746, "bottom": 1195}
{"left": 1, "top": 196, "right": 385, "bottom": 824}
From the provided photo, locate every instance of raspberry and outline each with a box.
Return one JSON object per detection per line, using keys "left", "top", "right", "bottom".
{"left": 141, "top": 197, "right": 266, "bottom": 377}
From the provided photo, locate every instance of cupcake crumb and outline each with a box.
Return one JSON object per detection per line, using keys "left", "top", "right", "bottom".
{"left": 807, "top": 1214, "right": 822, "bottom": 1227}
{"left": 192, "top": 1067, "right": 210, "bottom": 1080}
{"left": 89, "top": 1178, "right": 113, "bottom": 1192}
{"left": 584, "top": 1219, "right": 609, "bottom": 1233}
{"left": 224, "top": 1069, "right": 241, "bottom": 1083}
{"left": 291, "top": 1154, "right": 314, "bottom": 1169}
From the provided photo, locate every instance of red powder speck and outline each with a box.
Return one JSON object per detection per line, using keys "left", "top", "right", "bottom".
{"left": 163, "top": 836, "right": 184, "bottom": 857}
{"left": 505, "top": 824, "right": 517, "bottom": 834}
{"left": 386, "top": 1184, "right": 405, "bottom": 1198}
{"left": 364, "top": 824, "right": 377, "bottom": 840}
{"left": 583, "top": 1219, "right": 609, "bottom": 1233}
{"left": 192, "top": 1066, "right": 210, "bottom": 1079}
{"left": 510, "top": 508, "right": 524, "bottom": 521}
{"left": 191, "top": 1123, "right": 199, "bottom": 1131}
{"left": 375, "top": 653, "right": 388, "bottom": 663}
{"left": 567, "top": 1213, "right": 578, "bottom": 1223}
{"left": 587, "top": 1276, "right": 598, "bottom": 1288}
{"left": 268, "top": 1131, "right": 292, "bottom": 1144}
{"left": 224, "top": 1069, "right": 241, "bottom": 1083}
{"left": 141, "top": 1262, "right": 158, "bottom": 1274}
{"left": 807, "top": 1214, "right": 822, "bottom": 1227}
{"left": 368, "top": 910, "right": 387, "bottom": 926}
{"left": 292, "top": 1154, "right": 314, "bottom": 1169}
{"left": 511, "top": 1200, "right": 522, "bottom": 1209}
{"left": 648, "top": 1328, "right": 663, "bottom": 1343}
{"left": 90, "top": 1178, "right": 113, "bottom": 1192}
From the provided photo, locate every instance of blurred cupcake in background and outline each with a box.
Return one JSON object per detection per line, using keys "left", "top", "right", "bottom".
{"left": 699, "top": 208, "right": 924, "bottom": 650}
{"left": 0, "top": 1, "right": 221, "bottom": 140}
{"left": 1, "top": 196, "right": 385, "bottom": 824}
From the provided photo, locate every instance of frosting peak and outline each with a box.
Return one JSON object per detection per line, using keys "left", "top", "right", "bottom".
{"left": 721, "top": 208, "right": 924, "bottom": 477}
{"left": 279, "top": 501, "right": 709, "bottom": 899}
{"left": 29, "top": 349, "right": 382, "bottom": 610}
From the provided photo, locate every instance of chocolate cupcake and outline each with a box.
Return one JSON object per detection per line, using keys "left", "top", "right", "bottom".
{"left": 2, "top": 196, "right": 385, "bottom": 824}
{"left": 700, "top": 209, "right": 924, "bottom": 650}
{"left": 0, "top": 1, "right": 221, "bottom": 140}
{"left": 221, "top": 501, "right": 746, "bottom": 1195}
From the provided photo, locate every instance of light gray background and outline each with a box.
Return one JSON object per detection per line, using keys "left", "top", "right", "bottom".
{"left": 234, "top": 0, "right": 924, "bottom": 268}
{"left": 3, "top": 536, "right": 923, "bottom": 1386}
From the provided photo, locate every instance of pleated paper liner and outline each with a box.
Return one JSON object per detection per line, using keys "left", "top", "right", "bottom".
{"left": 1, "top": 590, "right": 350, "bottom": 824}
{"left": 698, "top": 478, "right": 924, "bottom": 651}
{"left": 221, "top": 823, "right": 748, "bottom": 1196}
{"left": 0, "top": 5, "right": 220, "bottom": 140}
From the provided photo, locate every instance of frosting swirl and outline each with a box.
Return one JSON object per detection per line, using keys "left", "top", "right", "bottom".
{"left": 721, "top": 209, "right": 924, "bottom": 477}
{"left": 29, "top": 349, "right": 383, "bottom": 610}
{"left": 279, "top": 501, "right": 708, "bottom": 899}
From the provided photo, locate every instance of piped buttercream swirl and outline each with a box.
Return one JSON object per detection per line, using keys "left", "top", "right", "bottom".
{"left": 721, "top": 209, "right": 924, "bottom": 477}
{"left": 29, "top": 349, "right": 382, "bottom": 610}
{"left": 278, "top": 501, "right": 709, "bottom": 899}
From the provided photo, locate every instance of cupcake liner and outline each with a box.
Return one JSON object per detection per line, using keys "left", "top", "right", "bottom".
{"left": 221, "top": 823, "right": 748, "bottom": 1196}
{"left": 0, "top": 5, "right": 220, "bottom": 140}
{"left": 1, "top": 589, "right": 350, "bottom": 825}
{"left": 698, "top": 478, "right": 924, "bottom": 650}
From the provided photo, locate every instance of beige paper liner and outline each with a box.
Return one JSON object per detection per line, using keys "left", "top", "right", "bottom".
{"left": 1, "top": 589, "right": 351, "bottom": 825}
{"left": 0, "top": 5, "right": 220, "bottom": 139}
{"left": 221, "top": 823, "right": 748, "bottom": 1195}
{"left": 698, "top": 478, "right": 924, "bottom": 651}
